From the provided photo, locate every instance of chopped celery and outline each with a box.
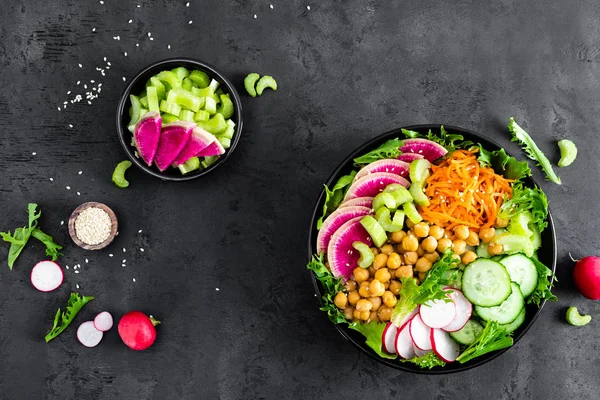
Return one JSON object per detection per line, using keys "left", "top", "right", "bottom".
{"left": 352, "top": 242, "right": 375, "bottom": 268}
{"left": 189, "top": 70, "right": 210, "bottom": 88}
{"left": 161, "top": 113, "right": 179, "bottom": 124}
{"left": 172, "top": 66, "right": 190, "bottom": 81}
{"left": 129, "top": 95, "right": 142, "bottom": 126}
{"left": 139, "top": 96, "right": 149, "bottom": 108}
{"left": 403, "top": 202, "right": 423, "bottom": 224}
{"left": 148, "top": 77, "right": 166, "bottom": 101}
{"left": 196, "top": 113, "right": 227, "bottom": 134}
{"left": 218, "top": 137, "right": 231, "bottom": 149}
{"left": 156, "top": 70, "right": 181, "bottom": 90}
{"left": 166, "top": 88, "right": 202, "bottom": 112}
{"left": 182, "top": 78, "right": 194, "bottom": 91}
{"left": 160, "top": 100, "right": 182, "bottom": 116}
{"left": 221, "top": 119, "right": 235, "bottom": 139}
{"left": 557, "top": 139, "right": 577, "bottom": 167}
{"left": 201, "top": 156, "right": 219, "bottom": 169}
{"left": 146, "top": 86, "right": 160, "bottom": 112}
{"left": 409, "top": 182, "right": 430, "bottom": 207}
{"left": 180, "top": 109, "right": 195, "bottom": 122}
{"left": 216, "top": 94, "right": 234, "bottom": 119}
{"left": 191, "top": 86, "right": 218, "bottom": 102}
{"left": 256, "top": 75, "right": 277, "bottom": 96}
{"left": 375, "top": 207, "right": 403, "bottom": 232}
{"left": 194, "top": 110, "right": 210, "bottom": 122}
{"left": 360, "top": 215, "right": 387, "bottom": 247}
{"left": 244, "top": 73, "right": 260, "bottom": 97}
{"left": 392, "top": 210, "right": 405, "bottom": 228}
{"left": 112, "top": 160, "right": 132, "bottom": 188}
{"left": 204, "top": 97, "right": 217, "bottom": 115}
{"left": 178, "top": 157, "right": 200, "bottom": 175}
{"left": 209, "top": 79, "right": 220, "bottom": 91}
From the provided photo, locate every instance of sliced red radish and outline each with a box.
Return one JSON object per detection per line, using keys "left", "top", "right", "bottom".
{"left": 381, "top": 322, "right": 398, "bottom": 354}
{"left": 94, "top": 311, "right": 114, "bottom": 332}
{"left": 77, "top": 321, "right": 104, "bottom": 348}
{"left": 409, "top": 314, "right": 432, "bottom": 351}
{"left": 394, "top": 323, "right": 415, "bottom": 359}
{"left": 393, "top": 307, "right": 418, "bottom": 331}
{"left": 442, "top": 289, "right": 473, "bottom": 332}
{"left": 431, "top": 328, "right": 460, "bottom": 362}
{"left": 413, "top": 343, "right": 431, "bottom": 357}
{"left": 419, "top": 298, "right": 456, "bottom": 329}
{"left": 30, "top": 261, "right": 63, "bottom": 292}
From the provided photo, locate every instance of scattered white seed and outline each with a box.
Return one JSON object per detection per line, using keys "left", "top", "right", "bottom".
{"left": 123, "top": 248, "right": 126, "bottom": 253}
{"left": 133, "top": 278, "right": 136, "bottom": 282}
{"left": 99, "top": 0, "right": 104, "bottom": 4}
{"left": 254, "top": 14, "right": 257, "bottom": 18}
{"left": 90, "top": 80, "right": 95, "bottom": 83}
{"left": 92, "top": 28, "right": 96, "bottom": 32}
{"left": 103, "top": 57, "right": 107, "bottom": 61}
{"left": 122, "top": 259, "right": 126, "bottom": 263}
{"left": 215, "top": 288, "right": 220, "bottom": 291}
{"left": 147, "top": 32, "right": 151, "bottom": 37}
{"left": 85, "top": 259, "right": 88, "bottom": 263}
{"left": 107, "top": 62, "right": 111, "bottom": 66}
{"left": 137, "top": 4, "right": 140, "bottom": 7}
{"left": 138, "top": 229, "right": 142, "bottom": 233}
{"left": 109, "top": 254, "right": 113, "bottom": 257}
{"left": 32, "top": 152, "right": 36, "bottom": 156}
{"left": 69, "top": 124, "right": 73, "bottom": 128}
{"left": 50, "top": 178, "right": 54, "bottom": 181}
{"left": 136, "top": 43, "right": 140, "bottom": 47}
{"left": 66, "top": 186, "right": 71, "bottom": 190}
{"left": 307, "top": 5, "right": 311, "bottom": 10}
{"left": 189, "top": 20, "right": 193, "bottom": 24}
{"left": 77, "top": 81, "right": 80, "bottom": 85}
{"left": 67, "top": 90, "right": 71, "bottom": 95}
{"left": 77, "top": 192, "right": 81, "bottom": 196}
{"left": 57, "top": 106, "right": 61, "bottom": 111}
{"left": 122, "top": 77, "right": 126, "bottom": 81}
{"left": 186, "top": 2, "right": 189, "bottom": 6}
{"left": 78, "top": 63, "right": 83, "bottom": 68}
{"left": 128, "top": 19, "right": 132, "bottom": 23}
{"left": 270, "top": 4, "right": 273, "bottom": 9}
{"left": 167, "top": 45, "right": 171, "bottom": 49}
{"left": 87, "top": 101, "right": 92, "bottom": 105}
{"left": 78, "top": 171, "right": 82, "bottom": 175}
{"left": 66, "top": 265, "right": 69, "bottom": 269}
{"left": 149, "top": 37, "right": 154, "bottom": 41}
{"left": 140, "top": 248, "right": 144, "bottom": 252}
{"left": 75, "top": 270, "right": 80, "bottom": 274}
{"left": 76, "top": 284, "right": 80, "bottom": 289}
{"left": 60, "top": 220, "right": 64, "bottom": 225}
{"left": 124, "top": 52, "right": 128, "bottom": 57}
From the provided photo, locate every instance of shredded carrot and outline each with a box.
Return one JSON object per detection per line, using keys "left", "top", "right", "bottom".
{"left": 419, "top": 149, "right": 513, "bottom": 232}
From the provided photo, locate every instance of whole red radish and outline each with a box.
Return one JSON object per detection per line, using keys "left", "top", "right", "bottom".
{"left": 118, "top": 311, "right": 161, "bottom": 350}
{"left": 573, "top": 256, "right": 600, "bottom": 300}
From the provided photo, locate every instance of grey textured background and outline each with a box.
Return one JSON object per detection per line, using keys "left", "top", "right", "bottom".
{"left": 1, "top": 0, "right": 599, "bottom": 399}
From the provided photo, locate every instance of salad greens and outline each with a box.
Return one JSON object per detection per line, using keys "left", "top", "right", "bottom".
{"left": 353, "top": 139, "right": 404, "bottom": 166}
{"left": 400, "top": 351, "right": 446, "bottom": 369}
{"left": 348, "top": 321, "right": 396, "bottom": 359}
{"left": 316, "top": 171, "right": 357, "bottom": 229}
{"left": 508, "top": 117, "right": 561, "bottom": 185}
{"left": 306, "top": 253, "right": 346, "bottom": 324}
{"left": 528, "top": 256, "right": 558, "bottom": 306}
{"left": 499, "top": 182, "right": 548, "bottom": 233}
{"left": 477, "top": 146, "right": 531, "bottom": 181}
{"left": 456, "top": 321, "right": 513, "bottom": 363}
{"left": 402, "top": 126, "right": 473, "bottom": 153}
{"left": 45, "top": 292, "right": 95, "bottom": 343}
{"left": 31, "top": 229, "right": 63, "bottom": 261}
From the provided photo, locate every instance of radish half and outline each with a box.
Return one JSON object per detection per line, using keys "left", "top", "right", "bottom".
{"left": 431, "top": 328, "right": 460, "bottom": 362}
{"left": 442, "top": 289, "right": 472, "bottom": 332}
{"left": 77, "top": 321, "right": 104, "bottom": 348}
{"left": 394, "top": 323, "right": 415, "bottom": 359}
{"left": 409, "top": 314, "right": 432, "bottom": 351}
{"left": 419, "top": 298, "right": 456, "bottom": 329}
{"left": 30, "top": 261, "right": 63, "bottom": 292}
{"left": 94, "top": 311, "right": 114, "bottom": 332}
{"left": 381, "top": 322, "right": 398, "bottom": 354}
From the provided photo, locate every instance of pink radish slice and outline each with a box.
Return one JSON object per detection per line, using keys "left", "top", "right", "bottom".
{"left": 442, "top": 289, "right": 472, "bottom": 332}
{"left": 399, "top": 138, "right": 448, "bottom": 162}
{"left": 94, "top": 311, "right": 114, "bottom": 332}
{"left": 30, "top": 261, "right": 63, "bottom": 292}
{"left": 338, "top": 197, "right": 374, "bottom": 209}
{"left": 316, "top": 206, "right": 372, "bottom": 254}
{"left": 354, "top": 159, "right": 411, "bottom": 181}
{"left": 419, "top": 298, "right": 456, "bottom": 329}
{"left": 394, "top": 307, "right": 419, "bottom": 331}
{"left": 197, "top": 139, "right": 225, "bottom": 157}
{"left": 381, "top": 322, "right": 398, "bottom": 354}
{"left": 77, "top": 321, "right": 104, "bottom": 348}
{"left": 413, "top": 343, "right": 431, "bottom": 357}
{"left": 409, "top": 314, "right": 432, "bottom": 351}
{"left": 394, "top": 323, "right": 415, "bottom": 359}
{"left": 431, "top": 328, "right": 460, "bottom": 362}
{"left": 134, "top": 111, "right": 162, "bottom": 167}
{"left": 397, "top": 153, "right": 424, "bottom": 163}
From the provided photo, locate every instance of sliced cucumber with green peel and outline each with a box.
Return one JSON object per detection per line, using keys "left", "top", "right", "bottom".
{"left": 360, "top": 215, "right": 387, "bottom": 248}
{"left": 499, "top": 254, "right": 538, "bottom": 297}
{"left": 501, "top": 308, "right": 526, "bottom": 333}
{"left": 493, "top": 233, "right": 534, "bottom": 258}
{"left": 449, "top": 319, "right": 484, "bottom": 345}
{"left": 462, "top": 259, "right": 512, "bottom": 307}
{"left": 475, "top": 282, "right": 524, "bottom": 324}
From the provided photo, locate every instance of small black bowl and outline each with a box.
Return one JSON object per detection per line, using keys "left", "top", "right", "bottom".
{"left": 116, "top": 58, "right": 243, "bottom": 181}
{"left": 307, "top": 124, "right": 557, "bottom": 374}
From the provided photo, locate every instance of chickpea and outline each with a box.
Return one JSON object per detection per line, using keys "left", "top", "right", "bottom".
{"left": 368, "top": 311, "right": 379, "bottom": 323}
{"left": 445, "top": 229, "right": 455, "bottom": 239}
{"left": 369, "top": 279, "right": 386, "bottom": 297}
{"left": 453, "top": 225, "right": 470, "bottom": 241}
{"left": 382, "top": 290, "right": 397, "bottom": 308}
{"left": 378, "top": 306, "right": 393, "bottom": 322}
{"left": 421, "top": 236, "right": 438, "bottom": 253}
{"left": 395, "top": 265, "right": 414, "bottom": 279}
{"left": 353, "top": 267, "right": 370, "bottom": 283}
{"left": 371, "top": 247, "right": 380, "bottom": 256}
{"left": 389, "top": 280, "right": 402, "bottom": 295}
{"left": 358, "top": 284, "right": 371, "bottom": 298}
{"left": 453, "top": 239, "right": 467, "bottom": 256}
{"left": 373, "top": 253, "right": 388, "bottom": 270}
{"left": 416, "top": 246, "right": 425, "bottom": 257}
{"left": 384, "top": 281, "right": 390, "bottom": 290}
{"left": 466, "top": 230, "right": 480, "bottom": 247}
{"left": 402, "top": 235, "right": 419, "bottom": 252}
{"left": 395, "top": 244, "right": 405, "bottom": 254}
{"left": 418, "top": 272, "right": 427, "bottom": 282}
{"left": 494, "top": 217, "right": 509, "bottom": 228}
{"left": 334, "top": 292, "right": 348, "bottom": 309}
{"left": 387, "top": 253, "right": 402, "bottom": 269}
{"left": 374, "top": 268, "right": 391, "bottom": 283}
{"left": 415, "top": 257, "right": 433, "bottom": 272}
{"left": 368, "top": 296, "right": 382, "bottom": 311}
{"left": 368, "top": 266, "right": 376, "bottom": 276}
{"left": 360, "top": 310, "right": 370, "bottom": 321}
{"left": 404, "top": 251, "right": 418, "bottom": 265}
{"left": 356, "top": 299, "right": 373, "bottom": 312}
{"left": 344, "top": 307, "right": 354, "bottom": 320}
{"left": 488, "top": 243, "right": 504, "bottom": 256}
{"left": 353, "top": 309, "right": 362, "bottom": 320}
{"left": 406, "top": 219, "right": 415, "bottom": 229}
{"left": 429, "top": 225, "right": 444, "bottom": 240}
{"left": 381, "top": 244, "right": 394, "bottom": 255}
{"left": 437, "top": 237, "right": 453, "bottom": 252}
{"left": 413, "top": 222, "right": 430, "bottom": 238}
{"left": 479, "top": 227, "right": 496, "bottom": 243}
{"left": 344, "top": 280, "right": 357, "bottom": 292}
{"left": 424, "top": 252, "right": 439, "bottom": 263}
{"left": 462, "top": 251, "right": 478, "bottom": 265}
{"left": 348, "top": 291, "right": 360, "bottom": 305}
{"left": 390, "top": 230, "right": 407, "bottom": 243}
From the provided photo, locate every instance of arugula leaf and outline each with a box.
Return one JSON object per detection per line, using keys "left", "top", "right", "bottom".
{"left": 508, "top": 117, "right": 561, "bottom": 184}
{"left": 348, "top": 321, "right": 397, "bottom": 359}
{"left": 402, "top": 126, "right": 473, "bottom": 153}
{"left": 316, "top": 171, "right": 357, "bottom": 229}
{"left": 353, "top": 139, "right": 404, "bottom": 166}
{"left": 1, "top": 203, "right": 42, "bottom": 269}
{"left": 477, "top": 146, "right": 531, "bottom": 181}
{"left": 31, "top": 228, "right": 63, "bottom": 261}
{"left": 400, "top": 351, "right": 446, "bottom": 369}
{"left": 45, "top": 292, "right": 95, "bottom": 343}
{"left": 499, "top": 182, "right": 548, "bottom": 233}
{"left": 528, "top": 257, "right": 558, "bottom": 306}
{"left": 306, "top": 253, "right": 347, "bottom": 324}
{"left": 456, "top": 321, "right": 513, "bottom": 363}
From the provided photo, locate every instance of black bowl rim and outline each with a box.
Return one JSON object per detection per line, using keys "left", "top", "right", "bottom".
{"left": 116, "top": 57, "right": 244, "bottom": 181}
{"left": 306, "top": 124, "right": 557, "bottom": 374}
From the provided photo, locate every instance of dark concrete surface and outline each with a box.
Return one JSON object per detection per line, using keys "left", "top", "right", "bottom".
{"left": 1, "top": 1, "right": 599, "bottom": 399}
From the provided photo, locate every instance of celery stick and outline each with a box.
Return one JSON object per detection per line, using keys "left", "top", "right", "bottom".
{"left": 218, "top": 137, "right": 231, "bottom": 149}
{"left": 146, "top": 86, "right": 160, "bottom": 112}
{"left": 178, "top": 157, "right": 200, "bottom": 174}
{"left": 129, "top": 95, "right": 142, "bottom": 126}
{"left": 160, "top": 100, "right": 181, "bottom": 116}
{"left": 196, "top": 114, "right": 226, "bottom": 134}
{"left": 221, "top": 119, "right": 235, "bottom": 139}
{"left": 166, "top": 88, "right": 202, "bottom": 112}
{"left": 182, "top": 78, "right": 193, "bottom": 91}
{"left": 172, "top": 67, "right": 190, "bottom": 81}
{"left": 161, "top": 113, "right": 179, "bottom": 124}
{"left": 149, "top": 77, "right": 166, "bottom": 101}
{"left": 194, "top": 110, "right": 210, "bottom": 122}
{"left": 204, "top": 97, "right": 217, "bottom": 115}
{"left": 201, "top": 156, "right": 219, "bottom": 169}
{"left": 216, "top": 94, "right": 234, "bottom": 119}
{"left": 180, "top": 109, "right": 195, "bottom": 122}
{"left": 189, "top": 70, "right": 210, "bottom": 88}
{"left": 139, "top": 96, "right": 149, "bottom": 108}
{"left": 156, "top": 70, "right": 181, "bottom": 90}
{"left": 209, "top": 79, "right": 220, "bottom": 92}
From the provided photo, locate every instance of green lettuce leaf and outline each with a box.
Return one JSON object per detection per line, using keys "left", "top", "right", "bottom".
{"left": 528, "top": 257, "right": 558, "bottom": 307}
{"left": 400, "top": 351, "right": 446, "bottom": 369}
{"left": 45, "top": 292, "right": 95, "bottom": 342}
{"left": 306, "top": 253, "right": 346, "bottom": 324}
{"left": 456, "top": 321, "right": 513, "bottom": 363}
{"left": 316, "top": 171, "right": 357, "bottom": 229}
{"left": 498, "top": 182, "right": 548, "bottom": 233}
{"left": 348, "top": 321, "right": 397, "bottom": 359}
{"left": 1, "top": 203, "right": 42, "bottom": 269}
{"left": 31, "top": 228, "right": 63, "bottom": 261}
{"left": 477, "top": 146, "right": 531, "bottom": 181}
{"left": 353, "top": 139, "right": 404, "bottom": 165}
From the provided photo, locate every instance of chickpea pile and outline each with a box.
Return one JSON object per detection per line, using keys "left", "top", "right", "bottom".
{"left": 333, "top": 219, "right": 508, "bottom": 323}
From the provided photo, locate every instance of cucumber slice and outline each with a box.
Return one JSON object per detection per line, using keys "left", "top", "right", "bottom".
{"left": 449, "top": 319, "right": 484, "bottom": 345}
{"left": 493, "top": 233, "right": 534, "bottom": 258}
{"left": 403, "top": 202, "right": 423, "bottom": 224}
{"left": 352, "top": 241, "right": 374, "bottom": 269}
{"left": 373, "top": 192, "right": 396, "bottom": 211}
{"left": 462, "top": 259, "right": 512, "bottom": 307}
{"left": 409, "top": 159, "right": 432, "bottom": 183}
{"left": 409, "top": 181, "right": 430, "bottom": 207}
{"left": 501, "top": 308, "right": 526, "bottom": 333}
{"left": 499, "top": 254, "right": 538, "bottom": 297}
{"left": 360, "top": 215, "right": 387, "bottom": 248}
{"left": 475, "top": 282, "right": 524, "bottom": 324}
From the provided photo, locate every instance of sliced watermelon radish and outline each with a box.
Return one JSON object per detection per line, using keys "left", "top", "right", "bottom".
{"left": 343, "top": 172, "right": 410, "bottom": 202}
{"left": 339, "top": 197, "right": 373, "bottom": 209}
{"left": 77, "top": 321, "right": 104, "bottom": 348}
{"left": 431, "top": 328, "right": 460, "bottom": 362}
{"left": 397, "top": 153, "right": 424, "bottom": 163}
{"left": 94, "top": 311, "right": 114, "bottom": 332}
{"left": 197, "top": 139, "right": 225, "bottom": 157}
{"left": 134, "top": 111, "right": 162, "bottom": 167}
{"left": 413, "top": 343, "right": 431, "bottom": 357}
{"left": 410, "top": 314, "right": 433, "bottom": 351}
{"left": 171, "top": 127, "right": 215, "bottom": 167}
{"left": 154, "top": 121, "right": 195, "bottom": 171}
{"left": 316, "top": 206, "right": 372, "bottom": 254}
{"left": 400, "top": 138, "right": 448, "bottom": 162}
{"left": 354, "top": 159, "right": 411, "bottom": 181}
{"left": 442, "top": 289, "right": 472, "bottom": 332}
{"left": 381, "top": 322, "right": 398, "bottom": 354}
{"left": 394, "top": 323, "right": 416, "bottom": 359}
{"left": 326, "top": 216, "right": 372, "bottom": 280}
{"left": 30, "top": 261, "right": 63, "bottom": 292}
{"left": 419, "top": 298, "right": 456, "bottom": 329}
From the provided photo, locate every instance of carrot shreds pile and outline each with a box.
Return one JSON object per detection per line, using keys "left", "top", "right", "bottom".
{"left": 419, "top": 149, "right": 513, "bottom": 232}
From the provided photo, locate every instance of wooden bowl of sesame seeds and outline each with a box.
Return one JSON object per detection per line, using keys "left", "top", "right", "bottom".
{"left": 68, "top": 202, "right": 118, "bottom": 250}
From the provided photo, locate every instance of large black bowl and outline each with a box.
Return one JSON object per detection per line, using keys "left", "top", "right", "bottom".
{"left": 307, "top": 124, "right": 557, "bottom": 374}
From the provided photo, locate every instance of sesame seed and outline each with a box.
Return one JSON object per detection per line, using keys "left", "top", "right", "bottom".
{"left": 215, "top": 288, "right": 220, "bottom": 291}
{"left": 78, "top": 63, "right": 82, "bottom": 68}
{"left": 147, "top": 32, "right": 151, "bottom": 37}
{"left": 133, "top": 278, "right": 136, "bottom": 282}
{"left": 57, "top": 107, "right": 61, "bottom": 111}
{"left": 122, "top": 77, "right": 126, "bottom": 81}
{"left": 136, "top": 43, "right": 140, "bottom": 47}
{"left": 128, "top": 19, "right": 132, "bottom": 23}
{"left": 75, "top": 270, "right": 80, "bottom": 274}
{"left": 78, "top": 171, "right": 82, "bottom": 175}
{"left": 123, "top": 248, "right": 126, "bottom": 252}
{"left": 270, "top": 4, "right": 273, "bottom": 8}
{"left": 189, "top": 20, "right": 193, "bottom": 24}
{"left": 76, "top": 284, "right": 80, "bottom": 289}
{"left": 254, "top": 14, "right": 257, "bottom": 18}
{"left": 75, "top": 207, "right": 112, "bottom": 245}
{"left": 77, "top": 81, "right": 80, "bottom": 85}
{"left": 167, "top": 45, "right": 171, "bottom": 49}
{"left": 60, "top": 220, "right": 64, "bottom": 225}
{"left": 77, "top": 192, "right": 81, "bottom": 196}
{"left": 124, "top": 52, "right": 128, "bottom": 56}
{"left": 186, "top": 2, "right": 189, "bottom": 6}
{"left": 122, "top": 259, "right": 126, "bottom": 263}
{"left": 138, "top": 229, "right": 142, "bottom": 233}
{"left": 66, "top": 186, "right": 70, "bottom": 190}
{"left": 65, "top": 266, "right": 69, "bottom": 270}
{"left": 92, "top": 28, "right": 96, "bottom": 32}
{"left": 307, "top": 5, "right": 311, "bottom": 10}
{"left": 32, "top": 152, "right": 36, "bottom": 156}
{"left": 109, "top": 254, "right": 113, "bottom": 257}
{"left": 69, "top": 124, "right": 73, "bottom": 128}
{"left": 149, "top": 37, "right": 154, "bottom": 41}
{"left": 50, "top": 178, "right": 54, "bottom": 181}
{"left": 122, "top": 264, "right": 126, "bottom": 267}
{"left": 99, "top": 0, "right": 104, "bottom": 4}
{"left": 140, "top": 248, "right": 144, "bottom": 252}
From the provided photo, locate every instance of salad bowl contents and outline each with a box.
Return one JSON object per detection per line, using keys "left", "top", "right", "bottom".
{"left": 307, "top": 124, "right": 557, "bottom": 373}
